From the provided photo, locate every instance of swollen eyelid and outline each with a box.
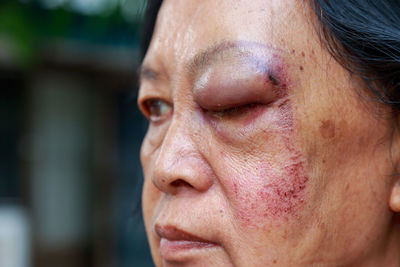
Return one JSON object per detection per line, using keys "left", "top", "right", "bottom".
{"left": 193, "top": 63, "right": 287, "bottom": 113}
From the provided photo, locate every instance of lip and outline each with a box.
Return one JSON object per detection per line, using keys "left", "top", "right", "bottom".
{"left": 155, "top": 225, "right": 218, "bottom": 260}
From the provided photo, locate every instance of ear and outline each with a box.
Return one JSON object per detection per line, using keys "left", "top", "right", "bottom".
{"left": 389, "top": 121, "right": 400, "bottom": 213}
{"left": 390, "top": 181, "right": 400, "bottom": 212}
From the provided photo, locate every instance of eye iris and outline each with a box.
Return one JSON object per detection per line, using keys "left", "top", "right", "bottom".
{"left": 150, "top": 100, "right": 163, "bottom": 117}
{"left": 146, "top": 99, "right": 172, "bottom": 122}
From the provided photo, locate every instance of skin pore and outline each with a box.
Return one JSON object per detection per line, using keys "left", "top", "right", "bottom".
{"left": 138, "top": 0, "right": 400, "bottom": 266}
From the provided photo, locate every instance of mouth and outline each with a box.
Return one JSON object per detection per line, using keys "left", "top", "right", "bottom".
{"left": 155, "top": 224, "right": 218, "bottom": 260}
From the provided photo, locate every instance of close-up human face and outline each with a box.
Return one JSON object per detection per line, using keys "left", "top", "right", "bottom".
{"left": 138, "top": 0, "right": 400, "bottom": 266}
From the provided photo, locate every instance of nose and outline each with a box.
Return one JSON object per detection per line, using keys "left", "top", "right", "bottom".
{"left": 152, "top": 116, "right": 215, "bottom": 195}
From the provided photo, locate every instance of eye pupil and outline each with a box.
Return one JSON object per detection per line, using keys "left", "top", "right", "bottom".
{"left": 142, "top": 99, "right": 172, "bottom": 122}
{"left": 149, "top": 100, "right": 162, "bottom": 116}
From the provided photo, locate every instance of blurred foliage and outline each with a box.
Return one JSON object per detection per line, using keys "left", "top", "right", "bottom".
{"left": 0, "top": 0, "right": 145, "bottom": 65}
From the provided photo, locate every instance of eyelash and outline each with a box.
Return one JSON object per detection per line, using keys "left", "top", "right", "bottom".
{"left": 142, "top": 98, "right": 173, "bottom": 123}
{"left": 206, "top": 103, "right": 262, "bottom": 118}
{"left": 141, "top": 98, "right": 262, "bottom": 123}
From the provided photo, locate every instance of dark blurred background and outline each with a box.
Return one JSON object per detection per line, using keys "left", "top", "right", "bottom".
{"left": 0, "top": 0, "right": 152, "bottom": 266}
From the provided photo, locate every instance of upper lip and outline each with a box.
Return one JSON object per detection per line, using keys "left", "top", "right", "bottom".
{"left": 155, "top": 224, "right": 217, "bottom": 244}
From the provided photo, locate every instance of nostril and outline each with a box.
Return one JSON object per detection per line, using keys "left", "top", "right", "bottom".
{"left": 170, "top": 179, "right": 194, "bottom": 188}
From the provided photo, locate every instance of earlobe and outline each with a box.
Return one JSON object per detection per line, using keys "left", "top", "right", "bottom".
{"left": 389, "top": 181, "right": 400, "bottom": 213}
{"left": 389, "top": 123, "right": 400, "bottom": 213}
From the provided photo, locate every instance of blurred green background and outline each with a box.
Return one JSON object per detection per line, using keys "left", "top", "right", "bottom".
{"left": 0, "top": 0, "right": 152, "bottom": 266}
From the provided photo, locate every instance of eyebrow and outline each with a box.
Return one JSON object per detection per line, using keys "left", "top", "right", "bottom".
{"left": 139, "top": 40, "right": 281, "bottom": 84}
{"left": 186, "top": 40, "right": 283, "bottom": 81}
{"left": 186, "top": 41, "right": 250, "bottom": 78}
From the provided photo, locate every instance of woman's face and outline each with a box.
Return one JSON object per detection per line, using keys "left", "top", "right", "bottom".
{"left": 138, "top": 0, "right": 398, "bottom": 266}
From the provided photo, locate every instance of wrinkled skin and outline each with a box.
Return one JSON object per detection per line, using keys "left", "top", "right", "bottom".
{"left": 138, "top": 0, "right": 400, "bottom": 266}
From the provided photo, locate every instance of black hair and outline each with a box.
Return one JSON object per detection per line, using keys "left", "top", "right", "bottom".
{"left": 310, "top": 0, "right": 400, "bottom": 113}
{"left": 141, "top": 0, "right": 400, "bottom": 113}
{"left": 140, "top": 0, "right": 162, "bottom": 59}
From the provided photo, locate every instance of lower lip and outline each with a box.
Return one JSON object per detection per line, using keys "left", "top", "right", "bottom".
{"left": 159, "top": 238, "right": 216, "bottom": 258}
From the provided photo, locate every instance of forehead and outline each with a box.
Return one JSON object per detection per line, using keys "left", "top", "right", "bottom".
{"left": 143, "top": 0, "right": 312, "bottom": 73}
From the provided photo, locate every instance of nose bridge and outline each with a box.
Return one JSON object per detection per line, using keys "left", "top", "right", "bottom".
{"left": 153, "top": 113, "right": 214, "bottom": 194}
{"left": 158, "top": 115, "right": 197, "bottom": 170}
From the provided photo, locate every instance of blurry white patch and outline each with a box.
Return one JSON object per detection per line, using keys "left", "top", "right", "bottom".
{"left": 0, "top": 205, "right": 31, "bottom": 267}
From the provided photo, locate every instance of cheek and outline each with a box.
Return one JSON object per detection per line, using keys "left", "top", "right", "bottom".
{"left": 141, "top": 175, "right": 160, "bottom": 227}
{"left": 224, "top": 100, "right": 309, "bottom": 227}
{"left": 258, "top": 160, "right": 308, "bottom": 218}
{"left": 230, "top": 157, "right": 308, "bottom": 227}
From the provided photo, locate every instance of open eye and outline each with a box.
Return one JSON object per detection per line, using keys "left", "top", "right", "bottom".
{"left": 142, "top": 99, "right": 173, "bottom": 123}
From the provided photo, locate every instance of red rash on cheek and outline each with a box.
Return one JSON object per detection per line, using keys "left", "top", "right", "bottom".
{"left": 233, "top": 156, "right": 309, "bottom": 226}
{"left": 232, "top": 83, "right": 308, "bottom": 225}
{"left": 268, "top": 101, "right": 308, "bottom": 216}
{"left": 257, "top": 159, "right": 308, "bottom": 218}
